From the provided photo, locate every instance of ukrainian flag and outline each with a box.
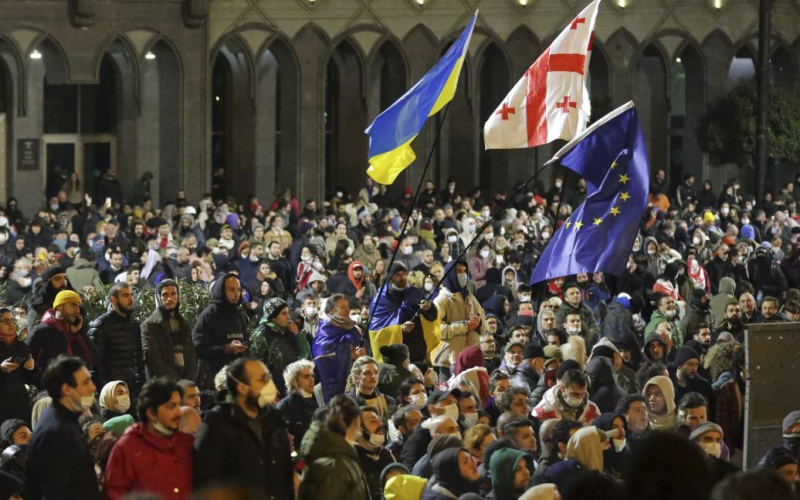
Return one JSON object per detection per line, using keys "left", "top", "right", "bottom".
{"left": 368, "top": 287, "right": 441, "bottom": 363}
{"left": 365, "top": 12, "right": 478, "bottom": 185}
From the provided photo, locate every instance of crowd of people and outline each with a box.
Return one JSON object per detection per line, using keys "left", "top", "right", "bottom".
{"left": 0, "top": 169, "right": 800, "bottom": 500}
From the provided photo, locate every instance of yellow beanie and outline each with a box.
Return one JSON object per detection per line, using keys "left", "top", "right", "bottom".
{"left": 53, "top": 290, "right": 82, "bottom": 309}
{"left": 703, "top": 211, "right": 715, "bottom": 223}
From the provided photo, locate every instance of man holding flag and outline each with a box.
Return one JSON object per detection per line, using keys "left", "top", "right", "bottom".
{"left": 530, "top": 101, "right": 650, "bottom": 283}
{"left": 368, "top": 262, "right": 439, "bottom": 366}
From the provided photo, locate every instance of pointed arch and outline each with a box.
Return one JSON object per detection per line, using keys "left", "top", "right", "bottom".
{"left": 477, "top": 41, "right": 511, "bottom": 192}
{"left": 671, "top": 41, "right": 707, "bottom": 182}
{"left": 727, "top": 43, "right": 756, "bottom": 90}
{"left": 632, "top": 42, "right": 670, "bottom": 179}
{"left": 769, "top": 43, "right": 797, "bottom": 90}
{"left": 605, "top": 28, "right": 639, "bottom": 105}
{"left": 506, "top": 26, "right": 540, "bottom": 78}
{"left": 588, "top": 39, "right": 612, "bottom": 122}
{"left": 325, "top": 37, "right": 368, "bottom": 198}
{"left": 367, "top": 37, "right": 409, "bottom": 121}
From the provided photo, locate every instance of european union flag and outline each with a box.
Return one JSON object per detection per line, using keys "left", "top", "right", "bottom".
{"left": 365, "top": 12, "right": 477, "bottom": 185}
{"left": 531, "top": 102, "right": 649, "bottom": 284}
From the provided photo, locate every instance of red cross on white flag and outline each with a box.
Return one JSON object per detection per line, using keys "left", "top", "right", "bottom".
{"left": 484, "top": 0, "right": 600, "bottom": 150}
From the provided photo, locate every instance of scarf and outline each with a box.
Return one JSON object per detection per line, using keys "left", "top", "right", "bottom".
{"left": 328, "top": 314, "right": 356, "bottom": 331}
{"left": 42, "top": 311, "right": 93, "bottom": 364}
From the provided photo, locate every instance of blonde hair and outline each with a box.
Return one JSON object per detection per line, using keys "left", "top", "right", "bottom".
{"left": 408, "top": 270, "right": 425, "bottom": 288}
{"left": 463, "top": 424, "right": 494, "bottom": 453}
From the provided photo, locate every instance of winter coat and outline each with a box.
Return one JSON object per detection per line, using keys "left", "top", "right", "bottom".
{"left": 399, "top": 425, "right": 432, "bottom": 468}
{"left": 276, "top": 391, "right": 319, "bottom": 448}
{"left": 25, "top": 401, "right": 101, "bottom": 500}
{"left": 65, "top": 258, "right": 104, "bottom": 294}
{"left": 298, "top": 420, "right": 370, "bottom": 500}
{"left": 192, "top": 273, "right": 251, "bottom": 377}
{"left": 27, "top": 310, "right": 98, "bottom": 382}
{"left": 709, "top": 277, "right": 736, "bottom": 329}
{"left": 532, "top": 385, "right": 601, "bottom": 424}
{"left": 555, "top": 301, "right": 599, "bottom": 349}
{"left": 193, "top": 393, "right": 293, "bottom": 499}
{"left": 601, "top": 301, "right": 636, "bottom": 344}
{"left": 432, "top": 262, "right": 489, "bottom": 368}
{"left": 0, "top": 339, "right": 37, "bottom": 423}
{"left": 251, "top": 319, "right": 311, "bottom": 397}
{"left": 586, "top": 357, "right": 626, "bottom": 414}
{"left": 379, "top": 362, "right": 415, "bottom": 401}
{"left": 141, "top": 308, "right": 197, "bottom": 381}
{"left": 88, "top": 308, "right": 145, "bottom": 393}
{"left": 103, "top": 423, "right": 194, "bottom": 500}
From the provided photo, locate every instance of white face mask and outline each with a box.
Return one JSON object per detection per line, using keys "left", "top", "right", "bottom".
{"left": 555, "top": 181, "right": 563, "bottom": 189}
{"left": 519, "top": 295, "right": 531, "bottom": 303}
{"left": 647, "top": 249, "right": 656, "bottom": 256}
{"left": 567, "top": 325, "right": 581, "bottom": 334}
{"left": 153, "top": 420, "right": 174, "bottom": 437}
{"left": 403, "top": 246, "right": 413, "bottom": 255}
{"left": 484, "top": 233, "right": 494, "bottom": 241}
{"left": 741, "top": 218, "right": 750, "bottom": 225}
{"left": 564, "top": 393, "right": 584, "bottom": 408}
{"left": 468, "top": 225, "right": 476, "bottom": 234}
{"left": 700, "top": 441, "right": 721, "bottom": 458}
{"left": 480, "top": 249, "right": 490, "bottom": 259}
{"left": 299, "top": 388, "right": 314, "bottom": 398}
{"left": 665, "top": 309, "right": 677, "bottom": 319}
{"left": 409, "top": 392, "right": 428, "bottom": 409}
{"left": 17, "top": 276, "right": 31, "bottom": 288}
{"left": 612, "top": 438, "right": 627, "bottom": 453}
{"left": 457, "top": 274, "right": 468, "bottom": 288}
{"left": 424, "top": 283, "right": 434, "bottom": 292}
{"left": 692, "top": 237, "right": 701, "bottom": 245}
{"left": 462, "top": 412, "right": 479, "bottom": 429}
{"left": 447, "top": 235, "right": 458, "bottom": 244}
{"left": 481, "top": 210, "right": 490, "bottom": 219}
{"left": 368, "top": 431, "right": 385, "bottom": 447}
{"left": 301, "top": 254, "right": 312, "bottom": 262}
{"left": 346, "top": 247, "right": 355, "bottom": 256}
{"left": 258, "top": 379, "right": 278, "bottom": 407}
{"left": 541, "top": 232, "right": 550, "bottom": 240}
{"left": 441, "top": 403, "right": 459, "bottom": 421}
{"left": 349, "top": 313, "right": 362, "bottom": 323}
{"left": 114, "top": 394, "right": 131, "bottom": 413}
{"left": 0, "top": 234, "right": 7, "bottom": 244}
{"left": 721, "top": 207, "right": 730, "bottom": 215}
{"left": 305, "top": 306, "right": 318, "bottom": 318}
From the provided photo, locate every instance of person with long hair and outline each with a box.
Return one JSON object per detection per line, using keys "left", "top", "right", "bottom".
{"left": 312, "top": 294, "right": 366, "bottom": 403}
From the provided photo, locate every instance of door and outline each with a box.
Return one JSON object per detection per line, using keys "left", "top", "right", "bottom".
{"left": 43, "top": 134, "right": 116, "bottom": 202}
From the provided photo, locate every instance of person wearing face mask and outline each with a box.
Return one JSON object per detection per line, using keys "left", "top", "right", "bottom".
{"left": 644, "top": 293, "right": 684, "bottom": 345}
{"left": 532, "top": 369, "right": 601, "bottom": 425}
{"left": 194, "top": 358, "right": 294, "bottom": 498}
{"left": 690, "top": 422, "right": 739, "bottom": 486}
{"left": 447, "top": 346, "right": 490, "bottom": 410}
{"left": 355, "top": 406, "right": 396, "bottom": 499}
{"left": 26, "top": 356, "right": 101, "bottom": 499}
{"left": 369, "top": 262, "right": 438, "bottom": 367}
{"left": 468, "top": 241, "right": 493, "bottom": 288}
{"left": 433, "top": 261, "right": 489, "bottom": 379}
{"left": 298, "top": 394, "right": 371, "bottom": 500}
{"left": 102, "top": 378, "right": 193, "bottom": 500}
{"left": 299, "top": 296, "right": 321, "bottom": 339}
{"left": 98, "top": 381, "right": 132, "bottom": 422}
{"left": 400, "top": 389, "right": 462, "bottom": 468}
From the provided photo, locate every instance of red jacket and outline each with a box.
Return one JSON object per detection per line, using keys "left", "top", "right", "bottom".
{"left": 103, "top": 422, "right": 193, "bottom": 500}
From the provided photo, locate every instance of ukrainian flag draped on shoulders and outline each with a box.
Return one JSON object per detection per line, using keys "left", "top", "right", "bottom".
{"left": 365, "top": 12, "right": 478, "bottom": 185}
{"left": 368, "top": 286, "right": 440, "bottom": 363}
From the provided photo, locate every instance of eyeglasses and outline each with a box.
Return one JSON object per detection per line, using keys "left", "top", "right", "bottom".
{"left": 0, "top": 319, "right": 15, "bottom": 325}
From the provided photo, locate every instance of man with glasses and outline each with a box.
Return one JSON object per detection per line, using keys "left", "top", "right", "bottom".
{"left": 479, "top": 332, "right": 500, "bottom": 373}
{"left": 0, "top": 307, "right": 36, "bottom": 423}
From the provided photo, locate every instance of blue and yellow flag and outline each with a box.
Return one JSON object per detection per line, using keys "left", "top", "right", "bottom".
{"left": 368, "top": 286, "right": 440, "bottom": 363}
{"left": 531, "top": 102, "right": 650, "bottom": 283}
{"left": 365, "top": 12, "right": 478, "bottom": 185}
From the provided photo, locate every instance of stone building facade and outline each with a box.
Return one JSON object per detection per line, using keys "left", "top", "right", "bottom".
{"left": 0, "top": 0, "right": 798, "bottom": 214}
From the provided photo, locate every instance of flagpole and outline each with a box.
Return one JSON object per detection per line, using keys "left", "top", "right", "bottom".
{"left": 361, "top": 103, "right": 453, "bottom": 348}
{"left": 411, "top": 158, "right": 560, "bottom": 320}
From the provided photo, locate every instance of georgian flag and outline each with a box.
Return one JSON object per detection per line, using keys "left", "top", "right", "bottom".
{"left": 483, "top": 0, "right": 601, "bottom": 149}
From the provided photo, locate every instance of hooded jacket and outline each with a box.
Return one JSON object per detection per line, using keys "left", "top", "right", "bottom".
{"left": 27, "top": 267, "right": 74, "bottom": 326}
{"left": 298, "top": 420, "right": 370, "bottom": 500}
{"left": 643, "top": 376, "right": 677, "bottom": 430}
{"left": 65, "top": 258, "right": 104, "bottom": 295}
{"left": 141, "top": 279, "right": 197, "bottom": 380}
{"left": 586, "top": 357, "right": 626, "bottom": 414}
{"left": 592, "top": 413, "right": 631, "bottom": 479}
{"left": 642, "top": 332, "right": 668, "bottom": 364}
{"left": 532, "top": 384, "right": 601, "bottom": 424}
{"left": 565, "top": 426, "right": 605, "bottom": 472}
{"left": 422, "top": 447, "right": 479, "bottom": 500}
{"left": 474, "top": 268, "right": 514, "bottom": 305}
{"left": 487, "top": 448, "right": 533, "bottom": 500}
{"left": 27, "top": 310, "right": 98, "bottom": 383}
{"left": 709, "top": 277, "right": 736, "bottom": 328}
{"left": 433, "top": 261, "right": 488, "bottom": 368}
{"left": 193, "top": 392, "right": 294, "bottom": 499}
{"left": 103, "top": 422, "right": 194, "bottom": 500}
{"left": 192, "top": 273, "right": 250, "bottom": 376}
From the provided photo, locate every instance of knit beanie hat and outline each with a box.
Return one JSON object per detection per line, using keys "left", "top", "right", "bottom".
{"left": 262, "top": 298, "right": 288, "bottom": 321}
{"left": 688, "top": 422, "right": 723, "bottom": 441}
{"left": 388, "top": 261, "right": 408, "bottom": 278}
{"left": 53, "top": 290, "right": 82, "bottom": 308}
{"left": 379, "top": 343, "right": 409, "bottom": 367}
{"left": 675, "top": 346, "right": 700, "bottom": 367}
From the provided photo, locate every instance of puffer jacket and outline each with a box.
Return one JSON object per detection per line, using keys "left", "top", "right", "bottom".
{"left": 141, "top": 280, "right": 197, "bottom": 381}
{"left": 192, "top": 273, "right": 250, "bottom": 376}
{"left": 88, "top": 307, "right": 145, "bottom": 393}
{"left": 298, "top": 420, "right": 370, "bottom": 500}
{"left": 600, "top": 301, "right": 636, "bottom": 344}
{"left": 193, "top": 393, "right": 293, "bottom": 499}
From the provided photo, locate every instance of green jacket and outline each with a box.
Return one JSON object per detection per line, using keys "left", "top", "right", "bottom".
{"left": 644, "top": 311, "right": 683, "bottom": 346}
{"left": 298, "top": 421, "right": 370, "bottom": 500}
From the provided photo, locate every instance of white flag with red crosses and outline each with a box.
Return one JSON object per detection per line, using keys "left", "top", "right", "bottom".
{"left": 484, "top": 0, "right": 600, "bottom": 150}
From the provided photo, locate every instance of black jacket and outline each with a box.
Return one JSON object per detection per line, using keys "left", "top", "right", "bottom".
{"left": 193, "top": 394, "right": 293, "bottom": 499}
{"left": 0, "top": 339, "right": 37, "bottom": 423}
{"left": 27, "top": 312, "right": 98, "bottom": 384}
{"left": 192, "top": 273, "right": 250, "bottom": 376}
{"left": 25, "top": 401, "right": 101, "bottom": 500}
{"left": 276, "top": 391, "right": 319, "bottom": 448}
{"left": 141, "top": 283, "right": 197, "bottom": 381}
{"left": 399, "top": 424, "right": 432, "bottom": 468}
{"left": 88, "top": 308, "right": 145, "bottom": 394}
{"left": 252, "top": 322, "right": 299, "bottom": 397}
